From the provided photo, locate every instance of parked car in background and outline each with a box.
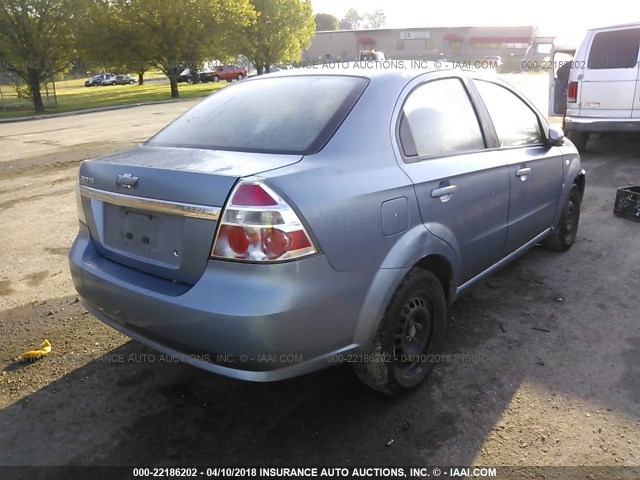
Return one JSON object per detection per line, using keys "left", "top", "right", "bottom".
{"left": 550, "top": 22, "right": 640, "bottom": 151}
{"left": 84, "top": 73, "right": 116, "bottom": 87}
{"left": 114, "top": 74, "right": 137, "bottom": 85}
{"left": 485, "top": 55, "right": 503, "bottom": 70}
{"left": 359, "top": 49, "right": 386, "bottom": 61}
{"left": 100, "top": 75, "right": 119, "bottom": 86}
{"left": 199, "top": 65, "right": 247, "bottom": 82}
{"left": 70, "top": 67, "right": 584, "bottom": 395}
{"left": 177, "top": 69, "right": 193, "bottom": 83}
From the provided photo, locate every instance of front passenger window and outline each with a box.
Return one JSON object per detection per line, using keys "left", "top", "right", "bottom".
{"left": 475, "top": 80, "right": 543, "bottom": 147}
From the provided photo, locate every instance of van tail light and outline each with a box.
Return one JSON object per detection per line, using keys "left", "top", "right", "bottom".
{"left": 567, "top": 81, "right": 578, "bottom": 103}
{"left": 211, "top": 178, "right": 317, "bottom": 262}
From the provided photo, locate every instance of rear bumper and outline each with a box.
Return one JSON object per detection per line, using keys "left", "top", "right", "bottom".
{"left": 69, "top": 224, "right": 405, "bottom": 381}
{"left": 564, "top": 116, "right": 640, "bottom": 133}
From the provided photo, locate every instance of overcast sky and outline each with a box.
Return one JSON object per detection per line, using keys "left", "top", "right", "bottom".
{"left": 312, "top": 0, "right": 638, "bottom": 44}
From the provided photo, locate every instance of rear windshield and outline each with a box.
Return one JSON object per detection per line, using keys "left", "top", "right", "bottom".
{"left": 148, "top": 75, "right": 368, "bottom": 155}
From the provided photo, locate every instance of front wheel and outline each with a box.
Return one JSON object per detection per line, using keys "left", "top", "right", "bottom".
{"left": 353, "top": 269, "right": 447, "bottom": 395}
{"left": 543, "top": 183, "right": 582, "bottom": 252}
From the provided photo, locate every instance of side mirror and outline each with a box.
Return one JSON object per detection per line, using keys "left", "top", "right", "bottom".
{"left": 548, "top": 125, "right": 565, "bottom": 147}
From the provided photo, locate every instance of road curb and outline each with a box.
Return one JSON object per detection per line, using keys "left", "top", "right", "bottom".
{"left": 0, "top": 96, "right": 202, "bottom": 124}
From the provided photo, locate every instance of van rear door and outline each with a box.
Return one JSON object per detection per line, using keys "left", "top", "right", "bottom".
{"left": 579, "top": 27, "right": 640, "bottom": 118}
{"left": 634, "top": 54, "right": 640, "bottom": 119}
{"left": 548, "top": 46, "right": 576, "bottom": 116}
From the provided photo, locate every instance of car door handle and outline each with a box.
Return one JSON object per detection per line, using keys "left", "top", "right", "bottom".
{"left": 431, "top": 185, "right": 458, "bottom": 198}
{"left": 516, "top": 167, "right": 532, "bottom": 177}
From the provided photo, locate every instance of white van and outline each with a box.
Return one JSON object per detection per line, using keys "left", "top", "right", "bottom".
{"left": 549, "top": 23, "right": 640, "bottom": 151}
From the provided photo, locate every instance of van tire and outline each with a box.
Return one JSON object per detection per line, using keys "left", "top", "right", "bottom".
{"left": 353, "top": 269, "right": 447, "bottom": 395}
{"left": 567, "top": 131, "right": 588, "bottom": 152}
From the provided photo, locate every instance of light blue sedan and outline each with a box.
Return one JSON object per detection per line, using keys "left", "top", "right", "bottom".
{"left": 69, "top": 66, "right": 584, "bottom": 394}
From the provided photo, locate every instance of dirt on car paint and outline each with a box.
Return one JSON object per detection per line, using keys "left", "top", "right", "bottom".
{"left": 1, "top": 102, "right": 639, "bottom": 474}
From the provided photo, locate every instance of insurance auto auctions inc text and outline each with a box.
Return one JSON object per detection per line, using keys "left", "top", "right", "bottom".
{"left": 293, "top": 60, "right": 499, "bottom": 70}
{"left": 249, "top": 466, "right": 497, "bottom": 478}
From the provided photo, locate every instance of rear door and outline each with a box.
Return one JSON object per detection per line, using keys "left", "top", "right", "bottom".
{"left": 395, "top": 76, "right": 510, "bottom": 284}
{"left": 548, "top": 47, "right": 576, "bottom": 117}
{"left": 579, "top": 27, "right": 640, "bottom": 118}
{"left": 473, "top": 79, "right": 563, "bottom": 256}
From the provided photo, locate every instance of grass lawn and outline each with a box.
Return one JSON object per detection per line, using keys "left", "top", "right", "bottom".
{"left": 0, "top": 78, "right": 227, "bottom": 119}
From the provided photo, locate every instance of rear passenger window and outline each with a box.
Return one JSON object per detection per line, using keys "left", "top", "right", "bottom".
{"left": 588, "top": 29, "right": 640, "bottom": 70}
{"left": 400, "top": 78, "right": 485, "bottom": 159}
{"left": 475, "top": 80, "right": 542, "bottom": 148}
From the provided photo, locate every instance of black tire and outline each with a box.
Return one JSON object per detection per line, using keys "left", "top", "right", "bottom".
{"left": 237, "top": 73, "right": 244, "bottom": 81}
{"left": 567, "top": 131, "right": 588, "bottom": 152}
{"left": 353, "top": 269, "right": 447, "bottom": 395}
{"left": 213, "top": 75, "right": 220, "bottom": 83}
{"left": 543, "top": 183, "right": 582, "bottom": 252}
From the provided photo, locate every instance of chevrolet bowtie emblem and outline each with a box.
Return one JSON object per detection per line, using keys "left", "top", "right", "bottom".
{"left": 116, "top": 173, "right": 138, "bottom": 189}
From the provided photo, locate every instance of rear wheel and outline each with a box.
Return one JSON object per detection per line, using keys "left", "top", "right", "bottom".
{"left": 237, "top": 73, "right": 244, "bottom": 81}
{"left": 543, "top": 183, "right": 582, "bottom": 251}
{"left": 213, "top": 75, "right": 220, "bottom": 83}
{"left": 353, "top": 269, "right": 447, "bottom": 395}
{"left": 567, "top": 131, "right": 588, "bottom": 152}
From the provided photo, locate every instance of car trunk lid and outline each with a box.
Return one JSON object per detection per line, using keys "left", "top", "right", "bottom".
{"left": 79, "top": 146, "right": 301, "bottom": 284}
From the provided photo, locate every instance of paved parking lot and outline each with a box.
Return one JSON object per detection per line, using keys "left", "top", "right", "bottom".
{"left": 1, "top": 75, "right": 639, "bottom": 473}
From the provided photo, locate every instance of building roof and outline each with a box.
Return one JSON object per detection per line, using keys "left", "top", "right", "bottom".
{"left": 314, "top": 26, "right": 536, "bottom": 34}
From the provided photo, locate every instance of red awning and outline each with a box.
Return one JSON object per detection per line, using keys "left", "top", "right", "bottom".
{"left": 357, "top": 36, "right": 376, "bottom": 44}
{"left": 470, "top": 36, "right": 530, "bottom": 44}
{"left": 443, "top": 33, "right": 464, "bottom": 41}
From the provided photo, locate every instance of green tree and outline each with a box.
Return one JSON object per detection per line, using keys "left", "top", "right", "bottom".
{"left": 116, "top": 0, "right": 254, "bottom": 98}
{"left": 76, "top": 0, "right": 155, "bottom": 85}
{"left": 0, "top": 0, "right": 78, "bottom": 112}
{"left": 239, "top": 0, "right": 315, "bottom": 75}
{"left": 315, "top": 13, "right": 338, "bottom": 31}
{"left": 341, "top": 8, "right": 362, "bottom": 30}
{"left": 365, "top": 9, "right": 386, "bottom": 29}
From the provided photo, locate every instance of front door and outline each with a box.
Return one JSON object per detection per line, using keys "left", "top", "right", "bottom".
{"left": 473, "top": 79, "right": 563, "bottom": 256}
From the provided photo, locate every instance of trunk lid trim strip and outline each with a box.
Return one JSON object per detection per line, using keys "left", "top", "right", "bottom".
{"left": 80, "top": 186, "right": 221, "bottom": 221}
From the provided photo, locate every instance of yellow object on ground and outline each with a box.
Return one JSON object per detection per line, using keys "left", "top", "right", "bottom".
{"left": 19, "top": 340, "right": 52, "bottom": 362}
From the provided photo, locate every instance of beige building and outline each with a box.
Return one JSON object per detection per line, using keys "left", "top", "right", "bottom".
{"left": 305, "top": 26, "right": 537, "bottom": 65}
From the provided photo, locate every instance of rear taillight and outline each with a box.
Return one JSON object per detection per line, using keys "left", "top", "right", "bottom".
{"left": 211, "top": 178, "right": 317, "bottom": 262}
{"left": 567, "top": 81, "right": 578, "bottom": 103}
